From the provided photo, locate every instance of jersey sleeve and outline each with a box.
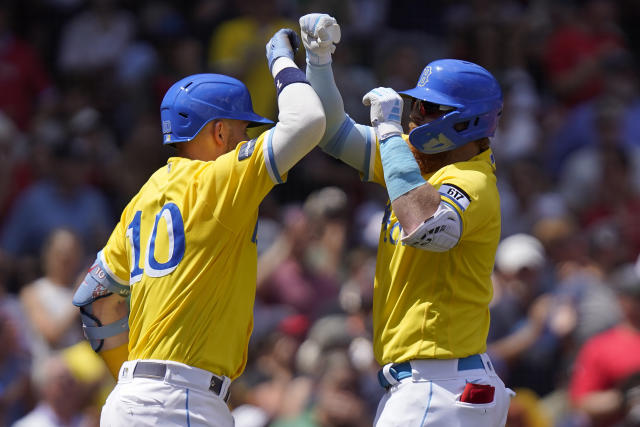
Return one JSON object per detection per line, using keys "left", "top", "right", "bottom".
{"left": 363, "top": 129, "right": 385, "bottom": 185}
{"left": 432, "top": 168, "right": 499, "bottom": 241}
{"left": 203, "top": 132, "right": 283, "bottom": 231}
{"left": 100, "top": 211, "right": 133, "bottom": 287}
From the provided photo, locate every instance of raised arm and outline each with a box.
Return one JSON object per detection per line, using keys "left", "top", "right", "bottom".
{"left": 362, "top": 88, "right": 441, "bottom": 235}
{"left": 299, "top": 14, "right": 375, "bottom": 176}
{"left": 265, "top": 29, "right": 326, "bottom": 175}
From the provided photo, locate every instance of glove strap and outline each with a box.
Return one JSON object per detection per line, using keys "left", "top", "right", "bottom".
{"left": 274, "top": 67, "right": 310, "bottom": 96}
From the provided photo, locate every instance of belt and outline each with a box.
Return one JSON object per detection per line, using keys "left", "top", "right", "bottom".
{"left": 377, "top": 354, "right": 486, "bottom": 389}
{"left": 132, "top": 361, "right": 230, "bottom": 402}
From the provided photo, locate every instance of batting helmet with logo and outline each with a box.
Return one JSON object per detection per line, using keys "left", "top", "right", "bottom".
{"left": 399, "top": 59, "right": 503, "bottom": 154}
{"left": 160, "top": 74, "right": 274, "bottom": 145}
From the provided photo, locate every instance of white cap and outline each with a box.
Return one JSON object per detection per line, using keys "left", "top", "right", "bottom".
{"left": 495, "top": 233, "right": 545, "bottom": 275}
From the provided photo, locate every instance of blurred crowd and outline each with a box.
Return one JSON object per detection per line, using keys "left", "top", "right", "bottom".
{"left": 0, "top": 0, "right": 640, "bottom": 426}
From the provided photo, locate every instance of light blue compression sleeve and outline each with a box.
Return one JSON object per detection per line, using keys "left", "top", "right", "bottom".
{"left": 305, "top": 62, "right": 374, "bottom": 176}
{"left": 379, "top": 135, "right": 426, "bottom": 201}
{"left": 305, "top": 62, "right": 347, "bottom": 147}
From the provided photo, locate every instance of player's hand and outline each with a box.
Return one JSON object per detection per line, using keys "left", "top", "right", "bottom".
{"left": 362, "top": 87, "right": 404, "bottom": 141}
{"left": 299, "top": 13, "right": 341, "bottom": 66}
{"left": 266, "top": 28, "right": 300, "bottom": 71}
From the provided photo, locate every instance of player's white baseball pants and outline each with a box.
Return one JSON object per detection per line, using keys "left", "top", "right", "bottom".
{"left": 100, "top": 359, "right": 233, "bottom": 427}
{"left": 374, "top": 353, "right": 512, "bottom": 426}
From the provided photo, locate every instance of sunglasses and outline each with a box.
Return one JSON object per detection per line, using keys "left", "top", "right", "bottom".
{"left": 411, "top": 99, "right": 455, "bottom": 116}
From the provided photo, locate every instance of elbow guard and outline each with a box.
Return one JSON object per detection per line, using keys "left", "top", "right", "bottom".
{"left": 73, "top": 252, "right": 130, "bottom": 352}
{"left": 401, "top": 201, "right": 462, "bottom": 252}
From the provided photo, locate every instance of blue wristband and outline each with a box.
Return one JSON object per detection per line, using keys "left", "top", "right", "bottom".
{"left": 274, "top": 67, "right": 309, "bottom": 96}
{"left": 379, "top": 135, "right": 425, "bottom": 201}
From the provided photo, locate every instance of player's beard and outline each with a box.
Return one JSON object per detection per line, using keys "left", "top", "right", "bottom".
{"left": 407, "top": 120, "right": 454, "bottom": 174}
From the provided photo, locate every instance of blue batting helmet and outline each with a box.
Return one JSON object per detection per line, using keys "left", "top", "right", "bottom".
{"left": 160, "top": 73, "right": 274, "bottom": 145}
{"left": 399, "top": 59, "right": 503, "bottom": 154}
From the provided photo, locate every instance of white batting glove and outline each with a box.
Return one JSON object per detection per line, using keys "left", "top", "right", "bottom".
{"left": 362, "top": 87, "right": 404, "bottom": 141}
{"left": 299, "top": 13, "right": 341, "bottom": 66}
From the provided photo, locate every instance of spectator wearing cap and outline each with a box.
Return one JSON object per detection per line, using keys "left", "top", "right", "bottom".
{"left": 488, "top": 233, "right": 562, "bottom": 397}
{"left": 569, "top": 262, "right": 640, "bottom": 426}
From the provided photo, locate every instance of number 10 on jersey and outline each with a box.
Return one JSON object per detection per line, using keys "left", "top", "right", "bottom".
{"left": 126, "top": 202, "right": 186, "bottom": 284}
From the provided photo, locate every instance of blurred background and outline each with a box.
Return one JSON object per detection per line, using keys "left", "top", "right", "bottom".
{"left": 0, "top": 0, "right": 640, "bottom": 426}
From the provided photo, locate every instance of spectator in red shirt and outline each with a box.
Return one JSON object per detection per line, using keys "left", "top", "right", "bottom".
{"left": 569, "top": 262, "right": 640, "bottom": 426}
{"left": 544, "top": 0, "right": 627, "bottom": 108}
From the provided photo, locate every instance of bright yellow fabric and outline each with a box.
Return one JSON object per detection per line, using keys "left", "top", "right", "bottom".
{"left": 99, "top": 343, "right": 129, "bottom": 379}
{"left": 100, "top": 133, "right": 281, "bottom": 379}
{"left": 369, "top": 137, "right": 500, "bottom": 364}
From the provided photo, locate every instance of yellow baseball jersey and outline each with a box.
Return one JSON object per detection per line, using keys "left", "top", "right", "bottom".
{"left": 98, "top": 132, "right": 284, "bottom": 379}
{"left": 368, "top": 136, "right": 500, "bottom": 364}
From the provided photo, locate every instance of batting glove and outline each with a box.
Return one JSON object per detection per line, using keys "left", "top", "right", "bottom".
{"left": 299, "top": 13, "right": 341, "bottom": 66}
{"left": 362, "top": 87, "right": 404, "bottom": 141}
{"left": 266, "top": 28, "right": 300, "bottom": 71}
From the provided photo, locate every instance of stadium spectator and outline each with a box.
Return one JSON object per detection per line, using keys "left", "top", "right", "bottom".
{"left": 488, "top": 233, "right": 561, "bottom": 396}
{"left": 0, "top": 135, "right": 112, "bottom": 261}
{"left": 0, "top": 113, "right": 32, "bottom": 225}
{"left": 0, "top": 1, "right": 636, "bottom": 423}
{"left": 257, "top": 187, "right": 347, "bottom": 320}
{"left": 0, "top": 3, "right": 53, "bottom": 131}
{"left": 12, "top": 353, "right": 97, "bottom": 427}
{"left": 207, "top": 0, "right": 298, "bottom": 123}
{"left": 57, "top": 0, "right": 135, "bottom": 77}
{"left": 543, "top": 0, "right": 627, "bottom": 108}
{"left": 0, "top": 306, "right": 33, "bottom": 425}
{"left": 569, "top": 262, "right": 640, "bottom": 426}
{"left": 271, "top": 349, "right": 372, "bottom": 427}
{"left": 19, "top": 228, "right": 84, "bottom": 368}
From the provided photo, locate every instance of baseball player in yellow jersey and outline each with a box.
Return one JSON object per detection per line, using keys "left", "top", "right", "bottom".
{"left": 71, "top": 29, "right": 325, "bottom": 426}
{"left": 299, "top": 13, "right": 512, "bottom": 426}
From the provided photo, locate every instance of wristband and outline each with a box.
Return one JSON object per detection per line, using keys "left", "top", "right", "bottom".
{"left": 380, "top": 135, "right": 425, "bottom": 201}
{"left": 274, "top": 67, "right": 310, "bottom": 96}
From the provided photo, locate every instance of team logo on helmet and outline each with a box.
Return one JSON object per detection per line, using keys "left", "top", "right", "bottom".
{"left": 417, "top": 67, "right": 432, "bottom": 87}
{"left": 162, "top": 120, "right": 172, "bottom": 134}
